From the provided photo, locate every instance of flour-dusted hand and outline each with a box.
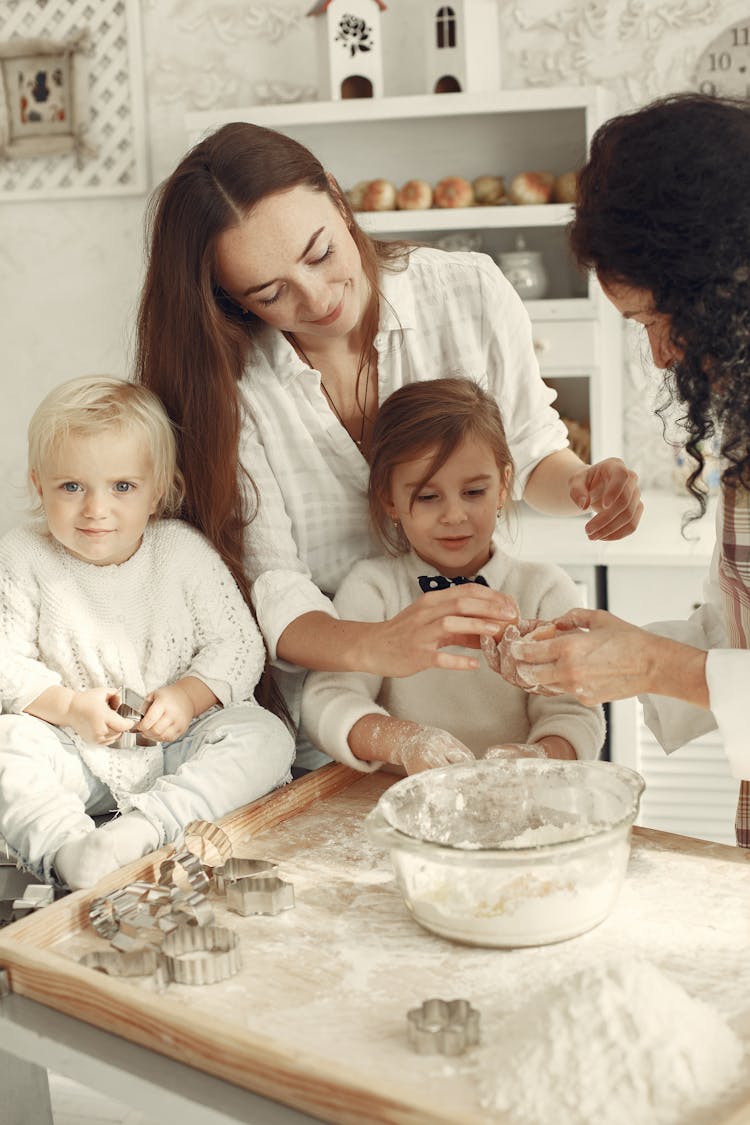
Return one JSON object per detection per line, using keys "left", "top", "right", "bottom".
{"left": 396, "top": 726, "right": 475, "bottom": 774}
{"left": 484, "top": 743, "right": 547, "bottom": 760}
{"left": 482, "top": 620, "right": 566, "bottom": 696}
{"left": 507, "top": 607, "right": 669, "bottom": 705}
{"left": 66, "top": 688, "right": 135, "bottom": 745}
{"left": 567, "top": 457, "right": 643, "bottom": 542}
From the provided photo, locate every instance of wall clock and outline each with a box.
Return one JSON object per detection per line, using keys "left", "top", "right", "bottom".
{"left": 694, "top": 18, "right": 750, "bottom": 97}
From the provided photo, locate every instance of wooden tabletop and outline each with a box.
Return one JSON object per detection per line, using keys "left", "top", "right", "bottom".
{"left": 0, "top": 765, "right": 747, "bottom": 1125}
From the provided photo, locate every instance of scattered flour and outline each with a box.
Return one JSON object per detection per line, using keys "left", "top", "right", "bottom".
{"left": 479, "top": 958, "right": 744, "bottom": 1125}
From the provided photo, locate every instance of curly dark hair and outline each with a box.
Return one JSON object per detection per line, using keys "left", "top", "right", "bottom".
{"left": 570, "top": 93, "right": 750, "bottom": 514}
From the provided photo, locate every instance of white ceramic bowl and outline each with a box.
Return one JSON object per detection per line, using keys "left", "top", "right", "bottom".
{"left": 365, "top": 759, "right": 645, "bottom": 948}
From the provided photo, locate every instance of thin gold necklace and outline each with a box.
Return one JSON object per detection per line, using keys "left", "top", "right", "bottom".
{"left": 287, "top": 332, "right": 371, "bottom": 448}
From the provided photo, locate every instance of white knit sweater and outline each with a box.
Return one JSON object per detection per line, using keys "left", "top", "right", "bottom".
{"left": 301, "top": 540, "right": 605, "bottom": 769}
{"left": 0, "top": 520, "right": 266, "bottom": 798}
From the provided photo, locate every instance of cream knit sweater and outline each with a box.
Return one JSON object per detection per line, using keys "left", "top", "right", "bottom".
{"left": 0, "top": 520, "right": 266, "bottom": 799}
{"left": 301, "top": 540, "right": 605, "bottom": 769}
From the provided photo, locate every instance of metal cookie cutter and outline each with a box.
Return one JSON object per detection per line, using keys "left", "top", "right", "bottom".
{"left": 112, "top": 687, "right": 158, "bottom": 749}
{"left": 407, "top": 998, "right": 481, "bottom": 1056}
{"left": 213, "top": 857, "right": 278, "bottom": 894}
{"left": 158, "top": 848, "right": 211, "bottom": 897}
{"left": 226, "top": 874, "right": 294, "bottom": 918}
{"left": 182, "top": 820, "right": 233, "bottom": 869}
{"left": 162, "top": 924, "right": 241, "bottom": 985}
{"left": 11, "top": 884, "right": 55, "bottom": 916}
{"left": 80, "top": 947, "right": 167, "bottom": 988}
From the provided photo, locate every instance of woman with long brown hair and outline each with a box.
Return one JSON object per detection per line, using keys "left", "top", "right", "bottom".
{"left": 136, "top": 121, "right": 641, "bottom": 767}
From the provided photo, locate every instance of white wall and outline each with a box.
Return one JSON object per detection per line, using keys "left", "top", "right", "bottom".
{"left": 1, "top": 0, "right": 746, "bottom": 533}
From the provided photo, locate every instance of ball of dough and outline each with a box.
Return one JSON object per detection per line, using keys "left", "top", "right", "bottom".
{"left": 396, "top": 178, "right": 433, "bottom": 210}
{"left": 361, "top": 178, "right": 397, "bottom": 211}
{"left": 552, "top": 171, "right": 578, "bottom": 203}
{"left": 509, "top": 171, "right": 555, "bottom": 205}
{"left": 473, "top": 174, "right": 506, "bottom": 206}
{"left": 433, "top": 176, "right": 474, "bottom": 208}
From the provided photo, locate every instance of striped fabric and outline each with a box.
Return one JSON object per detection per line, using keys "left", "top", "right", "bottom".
{"left": 718, "top": 485, "right": 750, "bottom": 847}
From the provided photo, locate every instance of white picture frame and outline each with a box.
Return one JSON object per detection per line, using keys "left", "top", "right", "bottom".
{"left": 0, "top": 30, "right": 95, "bottom": 164}
{"left": 0, "top": 0, "right": 148, "bottom": 200}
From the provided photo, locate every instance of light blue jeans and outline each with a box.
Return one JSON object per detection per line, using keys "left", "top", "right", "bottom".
{"left": 0, "top": 702, "right": 294, "bottom": 882}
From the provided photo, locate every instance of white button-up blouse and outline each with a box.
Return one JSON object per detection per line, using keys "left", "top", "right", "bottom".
{"left": 239, "top": 247, "right": 569, "bottom": 663}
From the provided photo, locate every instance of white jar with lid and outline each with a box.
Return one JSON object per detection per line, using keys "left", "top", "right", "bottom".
{"left": 497, "top": 235, "right": 549, "bottom": 300}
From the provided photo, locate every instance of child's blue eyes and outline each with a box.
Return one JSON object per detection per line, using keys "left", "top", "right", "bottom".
{"left": 60, "top": 481, "right": 134, "bottom": 493}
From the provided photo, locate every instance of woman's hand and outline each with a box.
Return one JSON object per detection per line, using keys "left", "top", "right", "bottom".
{"left": 502, "top": 608, "right": 667, "bottom": 705}
{"left": 482, "top": 619, "right": 565, "bottom": 694}
{"left": 567, "top": 457, "right": 643, "bottom": 541}
{"left": 365, "top": 586, "right": 520, "bottom": 676}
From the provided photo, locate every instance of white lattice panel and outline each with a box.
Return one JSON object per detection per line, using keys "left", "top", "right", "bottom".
{"left": 0, "top": 0, "right": 147, "bottom": 198}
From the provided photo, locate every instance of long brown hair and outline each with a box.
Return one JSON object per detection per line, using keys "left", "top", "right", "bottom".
{"left": 135, "top": 122, "right": 409, "bottom": 716}
{"left": 368, "top": 377, "right": 515, "bottom": 553}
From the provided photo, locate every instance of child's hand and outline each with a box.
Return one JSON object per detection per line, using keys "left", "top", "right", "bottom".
{"left": 484, "top": 742, "right": 548, "bottom": 760}
{"left": 396, "top": 726, "right": 474, "bottom": 774}
{"left": 137, "top": 684, "right": 194, "bottom": 743}
{"left": 66, "top": 688, "right": 135, "bottom": 745}
{"left": 482, "top": 620, "right": 566, "bottom": 696}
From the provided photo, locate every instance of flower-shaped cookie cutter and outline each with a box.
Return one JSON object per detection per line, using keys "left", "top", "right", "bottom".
{"left": 162, "top": 924, "right": 241, "bottom": 985}
{"left": 406, "top": 998, "right": 481, "bottom": 1056}
{"left": 158, "top": 848, "right": 211, "bottom": 897}
{"left": 226, "top": 874, "right": 295, "bottom": 918}
{"left": 213, "top": 857, "right": 278, "bottom": 894}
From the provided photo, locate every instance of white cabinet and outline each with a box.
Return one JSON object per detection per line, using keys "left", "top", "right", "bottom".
{"left": 186, "top": 85, "right": 622, "bottom": 465}
{"left": 608, "top": 563, "right": 738, "bottom": 847}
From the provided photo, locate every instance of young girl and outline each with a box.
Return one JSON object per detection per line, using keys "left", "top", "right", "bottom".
{"left": 301, "top": 378, "right": 604, "bottom": 773}
{"left": 0, "top": 376, "right": 294, "bottom": 889}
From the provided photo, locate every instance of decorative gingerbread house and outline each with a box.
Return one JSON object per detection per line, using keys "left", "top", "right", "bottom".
{"left": 307, "top": 0, "right": 387, "bottom": 101}
{"left": 423, "top": 1, "right": 500, "bottom": 94}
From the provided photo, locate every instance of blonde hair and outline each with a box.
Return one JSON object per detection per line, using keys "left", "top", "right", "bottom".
{"left": 28, "top": 375, "right": 184, "bottom": 517}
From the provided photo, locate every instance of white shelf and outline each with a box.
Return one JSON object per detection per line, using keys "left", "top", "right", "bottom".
{"left": 358, "top": 203, "right": 572, "bottom": 234}
{"left": 186, "top": 87, "right": 609, "bottom": 138}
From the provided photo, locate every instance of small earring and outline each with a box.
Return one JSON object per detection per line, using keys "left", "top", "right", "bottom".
{"left": 496, "top": 507, "right": 503, "bottom": 518}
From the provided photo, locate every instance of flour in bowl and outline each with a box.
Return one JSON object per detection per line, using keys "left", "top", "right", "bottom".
{"left": 479, "top": 958, "right": 744, "bottom": 1125}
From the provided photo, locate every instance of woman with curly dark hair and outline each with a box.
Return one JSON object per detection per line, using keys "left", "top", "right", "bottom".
{"left": 497, "top": 93, "right": 750, "bottom": 845}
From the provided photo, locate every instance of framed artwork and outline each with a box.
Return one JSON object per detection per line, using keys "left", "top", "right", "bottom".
{"left": 0, "top": 30, "right": 94, "bottom": 163}
{"left": 0, "top": 0, "right": 147, "bottom": 200}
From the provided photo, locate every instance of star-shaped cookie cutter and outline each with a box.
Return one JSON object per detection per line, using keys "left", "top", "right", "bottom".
{"left": 226, "top": 874, "right": 295, "bottom": 917}
{"left": 406, "top": 998, "right": 481, "bottom": 1056}
{"left": 213, "top": 857, "right": 278, "bottom": 894}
